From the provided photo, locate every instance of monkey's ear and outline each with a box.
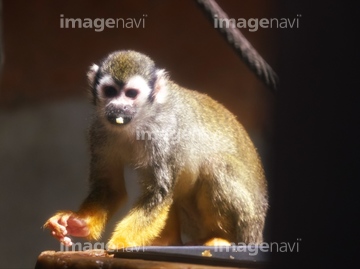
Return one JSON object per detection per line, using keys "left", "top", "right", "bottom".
{"left": 153, "top": 69, "right": 168, "bottom": 103}
{"left": 87, "top": 64, "right": 99, "bottom": 84}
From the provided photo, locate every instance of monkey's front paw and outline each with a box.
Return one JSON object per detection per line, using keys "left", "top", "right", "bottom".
{"left": 44, "top": 211, "right": 90, "bottom": 246}
{"left": 107, "top": 237, "right": 139, "bottom": 250}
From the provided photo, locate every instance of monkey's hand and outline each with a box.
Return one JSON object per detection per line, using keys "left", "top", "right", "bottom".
{"left": 44, "top": 211, "right": 90, "bottom": 246}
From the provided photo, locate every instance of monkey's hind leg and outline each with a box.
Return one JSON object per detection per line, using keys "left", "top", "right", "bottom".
{"left": 151, "top": 202, "right": 182, "bottom": 246}
{"left": 197, "top": 155, "right": 267, "bottom": 245}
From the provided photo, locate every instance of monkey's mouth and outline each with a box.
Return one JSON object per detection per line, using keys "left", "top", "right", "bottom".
{"left": 105, "top": 105, "right": 134, "bottom": 126}
{"left": 107, "top": 115, "right": 132, "bottom": 125}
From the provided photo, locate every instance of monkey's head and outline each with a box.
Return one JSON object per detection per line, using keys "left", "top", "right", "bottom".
{"left": 87, "top": 50, "right": 167, "bottom": 126}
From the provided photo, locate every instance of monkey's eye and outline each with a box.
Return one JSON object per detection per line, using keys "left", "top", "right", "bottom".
{"left": 103, "top": 86, "right": 118, "bottom": 98}
{"left": 125, "top": 89, "right": 139, "bottom": 99}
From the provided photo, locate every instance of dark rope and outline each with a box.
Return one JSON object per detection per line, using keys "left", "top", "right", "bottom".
{"left": 196, "top": 0, "right": 279, "bottom": 92}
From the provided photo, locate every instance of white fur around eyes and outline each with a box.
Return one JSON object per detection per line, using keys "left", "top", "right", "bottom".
{"left": 125, "top": 75, "right": 152, "bottom": 96}
{"left": 123, "top": 76, "right": 153, "bottom": 106}
{"left": 98, "top": 75, "right": 115, "bottom": 88}
{"left": 94, "top": 75, "right": 150, "bottom": 108}
{"left": 96, "top": 75, "right": 118, "bottom": 99}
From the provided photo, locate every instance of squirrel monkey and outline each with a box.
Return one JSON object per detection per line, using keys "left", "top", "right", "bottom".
{"left": 44, "top": 50, "right": 268, "bottom": 249}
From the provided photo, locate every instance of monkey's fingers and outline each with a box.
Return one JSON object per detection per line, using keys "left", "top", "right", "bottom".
{"left": 44, "top": 215, "right": 69, "bottom": 238}
{"left": 50, "top": 230, "right": 73, "bottom": 246}
{"left": 44, "top": 213, "right": 89, "bottom": 246}
{"left": 44, "top": 216, "right": 71, "bottom": 245}
{"left": 66, "top": 216, "right": 90, "bottom": 237}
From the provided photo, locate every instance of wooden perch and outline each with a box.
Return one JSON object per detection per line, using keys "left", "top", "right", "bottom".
{"left": 34, "top": 249, "right": 246, "bottom": 269}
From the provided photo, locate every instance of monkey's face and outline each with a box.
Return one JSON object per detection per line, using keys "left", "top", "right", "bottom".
{"left": 87, "top": 51, "right": 159, "bottom": 127}
{"left": 96, "top": 74, "right": 152, "bottom": 126}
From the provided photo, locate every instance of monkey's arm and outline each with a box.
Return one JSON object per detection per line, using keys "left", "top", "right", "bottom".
{"left": 107, "top": 197, "right": 173, "bottom": 248}
{"left": 44, "top": 164, "right": 126, "bottom": 246}
{"left": 107, "top": 164, "right": 176, "bottom": 248}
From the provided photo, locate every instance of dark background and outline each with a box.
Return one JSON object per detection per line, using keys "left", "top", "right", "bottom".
{"left": 0, "top": 0, "right": 357, "bottom": 268}
{"left": 269, "top": 1, "right": 358, "bottom": 268}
